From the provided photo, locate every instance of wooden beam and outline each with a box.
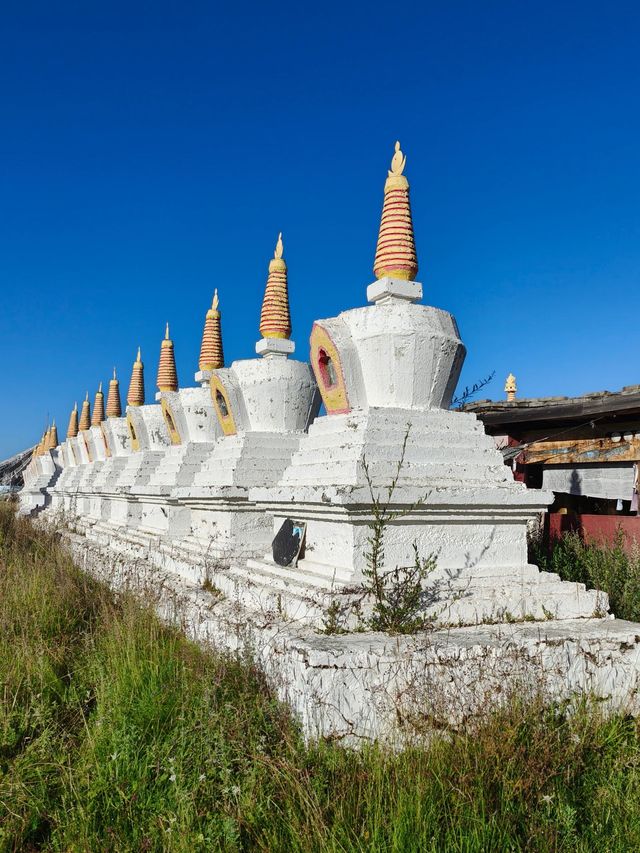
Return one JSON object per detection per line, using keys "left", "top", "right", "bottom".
{"left": 523, "top": 436, "right": 640, "bottom": 465}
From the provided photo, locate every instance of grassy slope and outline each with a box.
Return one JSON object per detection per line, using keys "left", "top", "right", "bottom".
{"left": 1, "top": 503, "right": 639, "bottom": 852}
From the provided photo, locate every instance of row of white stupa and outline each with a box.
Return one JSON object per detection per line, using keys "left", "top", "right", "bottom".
{"left": 21, "top": 142, "right": 605, "bottom": 629}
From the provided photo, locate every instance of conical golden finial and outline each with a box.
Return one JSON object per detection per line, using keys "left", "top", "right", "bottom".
{"left": 79, "top": 393, "right": 91, "bottom": 431}
{"left": 92, "top": 382, "right": 105, "bottom": 425}
{"left": 259, "top": 232, "right": 291, "bottom": 340}
{"left": 157, "top": 323, "right": 178, "bottom": 392}
{"left": 199, "top": 289, "right": 225, "bottom": 371}
{"left": 127, "top": 347, "right": 145, "bottom": 406}
{"left": 49, "top": 420, "right": 58, "bottom": 448}
{"left": 106, "top": 366, "right": 122, "bottom": 418}
{"left": 373, "top": 140, "right": 418, "bottom": 281}
{"left": 505, "top": 373, "right": 517, "bottom": 402}
{"left": 67, "top": 402, "right": 79, "bottom": 438}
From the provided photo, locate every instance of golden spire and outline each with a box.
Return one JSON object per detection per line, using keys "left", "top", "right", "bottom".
{"left": 49, "top": 420, "right": 58, "bottom": 448}
{"left": 259, "top": 232, "right": 291, "bottom": 340}
{"left": 373, "top": 141, "right": 418, "bottom": 281}
{"left": 127, "top": 347, "right": 145, "bottom": 406}
{"left": 37, "top": 431, "right": 47, "bottom": 456}
{"left": 198, "top": 289, "right": 225, "bottom": 371}
{"left": 106, "top": 367, "right": 122, "bottom": 418}
{"left": 43, "top": 426, "right": 52, "bottom": 451}
{"left": 67, "top": 402, "right": 79, "bottom": 438}
{"left": 505, "top": 373, "right": 517, "bottom": 402}
{"left": 157, "top": 323, "right": 179, "bottom": 392}
{"left": 92, "top": 382, "right": 105, "bottom": 425}
{"left": 78, "top": 392, "right": 91, "bottom": 431}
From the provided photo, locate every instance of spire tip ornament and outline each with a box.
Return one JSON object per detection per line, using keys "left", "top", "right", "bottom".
{"left": 107, "top": 364, "right": 122, "bottom": 418}
{"left": 373, "top": 140, "right": 418, "bottom": 283}
{"left": 388, "top": 140, "right": 406, "bottom": 177}
{"left": 92, "top": 382, "right": 105, "bottom": 425}
{"left": 259, "top": 232, "right": 292, "bottom": 348}
{"left": 157, "top": 323, "right": 178, "bottom": 392}
{"left": 274, "top": 232, "right": 283, "bottom": 260}
{"left": 199, "top": 289, "right": 225, "bottom": 372}
{"left": 127, "top": 346, "right": 145, "bottom": 407}
{"left": 79, "top": 394, "right": 91, "bottom": 431}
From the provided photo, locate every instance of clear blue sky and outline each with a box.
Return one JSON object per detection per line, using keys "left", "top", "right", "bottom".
{"left": 1, "top": 1, "right": 639, "bottom": 458}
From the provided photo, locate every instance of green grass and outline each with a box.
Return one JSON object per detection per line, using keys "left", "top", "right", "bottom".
{"left": 531, "top": 528, "right": 640, "bottom": 622}
{"left": 1, "top": 503, "right": 640, "bottom": 852}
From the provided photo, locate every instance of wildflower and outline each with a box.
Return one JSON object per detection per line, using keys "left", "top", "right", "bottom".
{"left": 169, "top": 772, "right": 177, "bottom": 783}
{"left": 199, "top": 773, "right": 206, "bottom": 781}
{"left": 541, "top": 793, "right": 554, "bottom": 804}
{"left": 110, "top": 752, "right": 117, "bottom": 761}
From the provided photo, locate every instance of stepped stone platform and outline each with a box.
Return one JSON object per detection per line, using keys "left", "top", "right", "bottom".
{"left": 57, "top": 525, "right": 640, "bottom": 745}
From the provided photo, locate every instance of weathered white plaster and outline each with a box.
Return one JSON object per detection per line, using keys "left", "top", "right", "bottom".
{"left": 59, "top": 529, "right": 640, "bottom": 746}
{"left": 18, "top": 449, "right": 61, "bottom": 515}
{"left": 99, "top": 404, "right": 170, "bottom": 528}
{"left": 133, "top": 387, "right": 220, "bottom": 537}
{"left": 366, "top": 275, "right": 423, "bottom": 304}
{"left": 168, "top": 356, "right": 320, "bottom": 567}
